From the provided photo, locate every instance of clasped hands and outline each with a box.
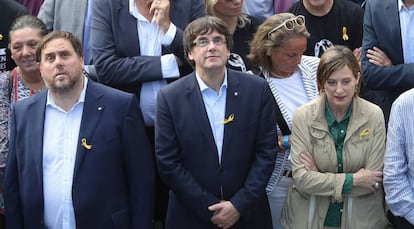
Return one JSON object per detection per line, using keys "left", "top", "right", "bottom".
{"left": 208, "top": 200, "right": 240, "bottom": 229}
{"left": 300, "top": 152, "right": 383, "bottom": 192}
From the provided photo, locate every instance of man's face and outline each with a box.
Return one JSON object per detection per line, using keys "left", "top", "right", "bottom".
{"left": 39, "top": 38, "right": 84, "bottom": 94}
{"left": 187, "top": 30, "right": 230, "bottom": 72}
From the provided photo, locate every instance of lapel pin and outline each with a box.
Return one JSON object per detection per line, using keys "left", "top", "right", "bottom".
{"left": 97, "top": 106, "right": 102, "bottom": 111}
{"left": 234, "top": 92, "right": 238, "bottom": 96}
{"left": 81, "top": 138, "right": 92, "bottom": 150}
{"left": 221, "top": 114, "right": 234, "bottom": 125}
{"left": 359, "top": 128, "right": 370, "bottom": 140}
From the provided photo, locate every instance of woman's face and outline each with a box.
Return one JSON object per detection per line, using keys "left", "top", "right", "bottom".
{"left": 214, "top": 0, "right": 243, "bottom": 17}
{"left": 10, "top": 27, "right": 42, "bottom": 73}
{"left": 324, "top": 65, "right": 360, "bottom": 113}
{"left": 270, "top": 36, "right": 307, "bottom": 76}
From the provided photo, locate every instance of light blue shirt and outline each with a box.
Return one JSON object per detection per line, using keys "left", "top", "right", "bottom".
{"left": 196, "top": 72, "right": 227, "bottom": 163}
{"left": 42, "top": 77, "right": 87, "bottom": 229}
{"left": 384, "top": 88, "right": 414, "bottom": 224}
{"left": 398, "top": 0, "right": 414, "bottom": 64}
{"left": 242, "top": 0, "right": 274, "bottom": 20}
{"left": 129, "top": 0, "right": 180, "bottom": 126}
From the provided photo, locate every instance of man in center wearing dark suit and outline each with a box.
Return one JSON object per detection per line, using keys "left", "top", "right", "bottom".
{"left": 155, "top": 16, "right": 278, "bottom": 229}
{"left": 4, "top": 31, "right": 155, "bottom": 229}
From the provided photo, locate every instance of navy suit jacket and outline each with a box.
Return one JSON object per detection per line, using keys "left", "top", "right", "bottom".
{"left": 155, "top": 69, "right": 278, "bottom": 229}
{"left": 4, "top": 80, "right": 155, "bottom": 229}
{"left": 91, "top": 0, "right": 205, "bottom": 100}
{"left": 361, "top": 0, "right": 414, "bottom": 122}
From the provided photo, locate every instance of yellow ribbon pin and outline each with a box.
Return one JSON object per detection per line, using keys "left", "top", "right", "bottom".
{"left": 0, "top": 34, "right": 3, "bottom": 41}
{"left": 359, "top": 128, "right": 370, "bottom": 140}
{"left": 221, "top": 114, "right": 234, "bottom": 124}
{"left": 342, "top": 26, "right": 349, "bottom": 41}
{"left": 81, "top": 138, "right": 92, "bottom": 150}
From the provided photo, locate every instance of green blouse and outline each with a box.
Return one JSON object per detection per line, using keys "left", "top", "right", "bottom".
{"left": 324, "top": 101, "right": 354, "bottom": 227}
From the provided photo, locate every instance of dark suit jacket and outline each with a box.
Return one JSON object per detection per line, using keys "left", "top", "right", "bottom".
{"left": 361, "top": 0, "right": 414, "bottom": 123}
{"left": 91, "top": 0, "right": 205, "bottom": 100}
{"left": 155, "top": 69, "right": 278, "bottom": 229}
{"left": 4, "top": 80, "right": 155, "bottom": 229}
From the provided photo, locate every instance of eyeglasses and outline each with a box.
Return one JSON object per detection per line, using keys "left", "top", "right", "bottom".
{"left": 192, "top": 37, "right": 226, "bottom": 47}
{"left": 267, "top": 15, "right": 306, "bottom": 39}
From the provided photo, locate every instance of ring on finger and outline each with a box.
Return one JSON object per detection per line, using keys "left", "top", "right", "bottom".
{"left": 374, "top": 181, "right": 380, "bottom": 189}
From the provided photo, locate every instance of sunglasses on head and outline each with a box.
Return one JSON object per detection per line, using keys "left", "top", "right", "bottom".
{"left": 267, "top": 15, "right": 306, "bottom": 39}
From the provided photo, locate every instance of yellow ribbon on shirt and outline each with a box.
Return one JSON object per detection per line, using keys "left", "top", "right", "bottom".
{"left": 342, "top": 26, "right": 349, "bottom": 41}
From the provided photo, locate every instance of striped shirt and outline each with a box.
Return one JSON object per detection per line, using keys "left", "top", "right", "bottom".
{"left": 384, "top": 88, "right": 414, "bottom": 224}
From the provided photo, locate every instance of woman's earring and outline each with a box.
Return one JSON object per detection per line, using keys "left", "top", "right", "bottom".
{"left": 355, "top": 86, "right": 359, "bottom": 93}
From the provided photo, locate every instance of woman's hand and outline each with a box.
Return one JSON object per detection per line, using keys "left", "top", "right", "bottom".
{"left": 353, "top": 168, "right": 383, "bottom": 192}
{"left": 300, "top": 152, "right": 319, "bottom": 172}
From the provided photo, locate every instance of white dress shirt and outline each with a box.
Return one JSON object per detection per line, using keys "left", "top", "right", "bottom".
{"left": 129, "top": 0, "right": 180, "bottom": 126}
{"left": 42, "top": 77, "right": 88, "bottom": 229}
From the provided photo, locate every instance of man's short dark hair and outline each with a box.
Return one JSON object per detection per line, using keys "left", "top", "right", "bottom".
{"left": 183, "top": 16, "right": 233, "bottom": 68}
{"left": 36, "top": 30, "right": 83, "bottom": 62}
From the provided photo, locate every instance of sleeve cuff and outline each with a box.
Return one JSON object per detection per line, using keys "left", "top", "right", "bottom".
{"left": 161, "top": 54, "right": 180, "bottom": 79}
{"left": 342, "top": 173, "right": 353, "bottom": 194}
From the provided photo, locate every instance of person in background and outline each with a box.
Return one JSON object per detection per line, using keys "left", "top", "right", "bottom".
{"left": 0, "top": 0, "right": 29, "bottom": 73}
{"left": 38, "top": 0, "right": 94, "bottom": 65}
{"left": 242, "top": 0, "right": 300, "bottom": 20}
{"left": 155, "top": 16, "right": 278, "bottom": 228}
{"left": 16, "top": 0, "right": 44, "bottom": 16}
{"left": 248, "top": 12, "right": 319, "bottom": 229}
{"left": 206, "top": 0, "right": 262, "bottom": 72}
{"left": 361, "top": 0, "right": 414, "bottom": 125}
{"left": 281, "top": 46, "right": 389, "bottom": 228}
{"left": 4, "top": 30, "right": 155, "bottom": 229}
{"left": 242, "top": 0, "right": 274, "bottom": 20}
{"left": 288, "top": 0, "right": 363, "bottom": 60}
{"left": 91, "top": 0, "right": 205, "bottom": 227}
{"left": 384, "top": 87, "right": 414, "bottom": 229}
{"left": 0, "top": 15, "right": 47, "bottom": 229}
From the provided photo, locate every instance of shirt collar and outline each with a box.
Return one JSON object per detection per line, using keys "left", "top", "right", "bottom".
{"left": 398, "top": 0, "right": 408, "bottom": 11}
{"left": 195, "top": 69, "right": 228, "bottom": 93}
{"left": 46, "top": 76, "right": 88, "bottom": 111}
{"left": 129, "top": 0, "right": 154, "bottom": 22}
{"left": 325, "top": 97, "right": 353, "bottom": 126}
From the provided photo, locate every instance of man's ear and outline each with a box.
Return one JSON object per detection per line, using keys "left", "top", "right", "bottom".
{"left": 188, "top": 51, "right": 194, "bottom": 61}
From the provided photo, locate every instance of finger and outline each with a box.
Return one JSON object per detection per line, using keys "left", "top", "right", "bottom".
{"left": 208, "top": 203, "right": 222, "bottom": 211}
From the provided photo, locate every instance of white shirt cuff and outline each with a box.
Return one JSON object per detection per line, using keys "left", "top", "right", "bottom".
{"left": 161, "top": 54, "right": 180, "bottom": 79}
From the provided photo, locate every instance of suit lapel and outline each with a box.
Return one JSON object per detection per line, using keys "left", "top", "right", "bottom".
{"left": 73, "top": 81, "right": 105, "bottom": 180}
{"left": 118, "top": 0, "right": 140, "bottom": 55}
{"left": 186, "top": 74, "right": 216, "bottom": 147}
{"left": 222, "top": 71, "right": 240, "bottom": 158}
{"left": 385, "top": 1, "right": 404, "bottom": 63}
{"left": 27, "top": 91, "right": 47, "bottom": 195}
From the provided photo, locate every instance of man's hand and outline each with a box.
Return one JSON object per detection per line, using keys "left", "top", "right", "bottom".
{"left": 208, "top": 201, "right": 240, "bottom": 229}
{"left": 367, "top": 46, "right": 392, "bottom": 67}
{"left": 149, "top": 0, "right": 171, "bottom": 33}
